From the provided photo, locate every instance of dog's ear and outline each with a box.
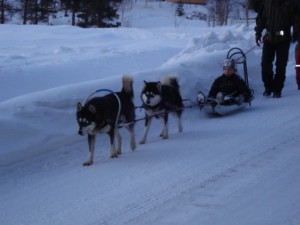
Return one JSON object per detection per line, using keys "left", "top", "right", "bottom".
{"left": 77, "top": 102, "right": 83, "bottom": 112}
{"left": 143, "top": 80, "right": 147, "bottom": 89}
{"left": 157, "top": 81, "right": 162, "bottom": 92}
{"left": 89, "top": 105, "right": 97, "bottom": 114}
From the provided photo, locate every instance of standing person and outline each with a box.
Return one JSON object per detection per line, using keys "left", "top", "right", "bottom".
{"left": 207, "top": 59, "right": 252, "bottom": 105}
{"left": 296, "top": 39, "right": 300, "bottom": 90}
{"left": 255, "top": 0, "right": 299, "bottom": 98}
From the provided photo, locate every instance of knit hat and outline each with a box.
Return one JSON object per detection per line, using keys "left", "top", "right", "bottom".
{"left": 223, "top": 59, "right": 235, "bottom": 69}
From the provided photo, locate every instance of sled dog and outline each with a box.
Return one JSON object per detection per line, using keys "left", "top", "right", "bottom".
{"left": 139, "top": 76, "right": 183, "bottom": 144}
{"left": 76, "top": 75, "right": 136, "bottom": 166}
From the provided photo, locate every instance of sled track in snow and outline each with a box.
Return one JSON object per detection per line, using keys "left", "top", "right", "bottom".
{"left": 96, "top": 130, "right": 299, "bottom": 225}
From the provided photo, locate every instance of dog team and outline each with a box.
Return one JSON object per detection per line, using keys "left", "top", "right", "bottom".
{"left": 76, "top": 75, "right": 183, "bottom": 166}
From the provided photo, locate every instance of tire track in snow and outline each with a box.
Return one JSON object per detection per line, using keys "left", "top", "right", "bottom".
{"left": 95, "top": 123, "right": 299, "bottom": 225}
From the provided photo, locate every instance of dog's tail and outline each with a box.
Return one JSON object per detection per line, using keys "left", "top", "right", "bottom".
{"left": 121, "top": 75, "right": 134, "bottom": 97}
{"left": 160, "top": 76, "right": 180, "bottom": 92}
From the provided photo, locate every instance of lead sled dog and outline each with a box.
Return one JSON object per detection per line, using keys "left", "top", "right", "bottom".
{"left": 76, "top": 75, "right": 136, "bottom": 166}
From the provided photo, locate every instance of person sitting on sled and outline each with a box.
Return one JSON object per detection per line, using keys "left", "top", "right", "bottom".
{"left": 207, "top": 59, "right": 252, "bottom": 105}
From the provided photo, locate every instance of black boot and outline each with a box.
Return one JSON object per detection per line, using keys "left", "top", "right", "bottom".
{"left": 263, "top": 89, "right": 272, "bottom": 96}
{"left": 273, "top": 92, "right": 281, "bottom": 98}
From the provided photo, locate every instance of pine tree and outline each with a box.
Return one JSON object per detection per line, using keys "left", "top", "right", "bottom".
{"left": 176, "top": 1, "right": 184, "bottom": 17}
{"left": 0, "top": 0, "right": 15, "bottom": 24}
{"left": 19, "top": 0, "right": 55, "bottom": 25}
{"left": 77, "top": 0, "right": 121, "bottom": 28}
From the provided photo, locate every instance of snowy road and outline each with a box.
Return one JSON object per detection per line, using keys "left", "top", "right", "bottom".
{"left": 1, "top": 88, "right": 300, "bottom": 225}
{"left": 1, "top": 9, "right": 300, "bottom": 224}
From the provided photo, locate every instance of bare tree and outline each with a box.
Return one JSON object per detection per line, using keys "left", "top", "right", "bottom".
{"left": 244, "top": 0, "right": 249, "bottom": 26}
{"left": 119, "top": 0, "right": 131, "bottom": 22}
{"left": 60, "top": 0, "right": 80, "bottom": 26}
{"left": 224, "top": 0, "right": 236, "bottom": 26}
{"left": 21, "top": 0, "right": 30, "bottom": 24}
{"left": 207, "top": 0, "right": 216, "bottom": 27}
{"left": 207, "top": 0, "right": 237, "bottom": 27}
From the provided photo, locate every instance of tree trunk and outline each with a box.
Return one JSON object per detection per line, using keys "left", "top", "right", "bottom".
{"left": 23, "top": 0, "right": 29, "bottom": 24}
{"left": 245, "top": 0, "right": 249, "bottom": 27}
{"left": 0, "top": 0, "right": 4, "bottom": 24}
{"left": 34, "top": 0, "right": 38, "bottom": 24}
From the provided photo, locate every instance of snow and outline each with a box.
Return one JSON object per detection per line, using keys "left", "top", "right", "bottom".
{"left": 1, "top": 2, "right": 300, "bottom": 225}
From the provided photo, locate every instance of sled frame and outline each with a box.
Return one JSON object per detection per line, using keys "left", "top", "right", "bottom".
{"left": 227, "top": 47, "right": 249, "bottom": 88}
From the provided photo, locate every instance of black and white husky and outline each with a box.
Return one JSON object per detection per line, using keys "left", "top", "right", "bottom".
{"left": 139, "top": 76, "right": 183, "bottom": 144}
{"left": 76, "top": 75, "right": 136, "bottom": 166}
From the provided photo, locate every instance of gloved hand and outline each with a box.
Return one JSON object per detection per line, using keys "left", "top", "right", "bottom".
{"left": 207, "top": 97, "right": 218, "bottom": 106}
{"left": 196, "top": 91, "right": 206, "bottom": 104}
{"left": 207, "top": 97, "right": 215, "bottom": 102}
{"left": 223, "top": 95, "right": 232, "bottom": 101}
{"left": 216, "top": 92, "right": 224, "bottom": 101}
{"left": 256, "top": 34, "right": 262, "bottom": 47}
{"left": 292, "top": 32, "right": 299, "bottom": 43}
{"left": 235, "top": 95, "right": 245, "bottom": 105}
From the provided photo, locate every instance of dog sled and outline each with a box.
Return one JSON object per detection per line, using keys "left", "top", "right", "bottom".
{"left": 196, "top": 47, "right": 254, "bottom": 116}
{"left": 196, "top": 91, "right": 251, "bottom": 115}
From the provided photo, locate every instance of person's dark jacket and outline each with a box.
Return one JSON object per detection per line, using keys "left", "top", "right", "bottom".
{"left": 255, "top": 0, "right": 299, "bottom": 43}
{"left": 208, "top": 74, "right": 252, "bottom": 102}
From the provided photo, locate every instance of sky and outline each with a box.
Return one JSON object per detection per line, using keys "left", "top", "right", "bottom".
{"left": 1, "top": 1, "right": 300, "bottom": 225}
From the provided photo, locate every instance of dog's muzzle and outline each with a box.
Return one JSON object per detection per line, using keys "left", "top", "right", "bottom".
{"left": 78, "top": 129, "right": 84, "bottom": 136}
{"left": 78, "top": 126, "right": 86, "bottom": 136}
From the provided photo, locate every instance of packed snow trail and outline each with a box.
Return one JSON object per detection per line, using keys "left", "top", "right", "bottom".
{"left": 1, "top": 87, "right": 300, "bottom": 225}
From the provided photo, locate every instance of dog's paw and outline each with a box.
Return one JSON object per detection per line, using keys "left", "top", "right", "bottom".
{"left": 110, "top": 153, "right": 118, "bottom": 158}
{"left": 131, "top": 141, "right": 137, "bottom": 150}
{"left": 178, "top": 125, "right": 183, "bottom": 133}
{"left": 83, "top": 161, "right": 93, "bottom": 166}
{"left": 139, "top": 140, "right": 146, "bottom": 145}
{"left": 160, "top": 132, "right": 168, "bottom": 139}
{"left": 110, "top": 148, "right": 118, "bottom": 158}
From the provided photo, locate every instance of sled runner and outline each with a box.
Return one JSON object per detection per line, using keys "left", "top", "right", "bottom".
{"left": 196, "top": 47, "right": 254, "bottom": 116}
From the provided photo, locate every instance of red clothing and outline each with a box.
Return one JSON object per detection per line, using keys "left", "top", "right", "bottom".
{"left": 296, "top": 42, "right": 300, "bottom": 87}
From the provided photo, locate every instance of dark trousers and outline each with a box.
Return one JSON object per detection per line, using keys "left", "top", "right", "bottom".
{"left": 261, "top": 40, "right": 290, "bottom": 93}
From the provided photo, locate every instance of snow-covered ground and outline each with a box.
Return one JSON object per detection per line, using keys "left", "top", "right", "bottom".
{"left": 1, "top": 2, "right": 300, "bottom": 225}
